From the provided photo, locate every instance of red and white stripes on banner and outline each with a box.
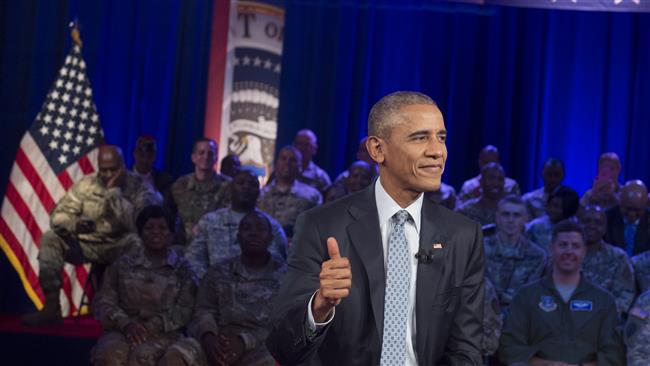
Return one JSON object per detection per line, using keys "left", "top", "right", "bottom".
{"left": 0, "top": 132, "right": 98, "bottom": 316}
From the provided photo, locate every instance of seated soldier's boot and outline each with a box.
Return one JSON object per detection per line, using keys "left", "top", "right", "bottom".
{"left": 22, "top": 291, "right": 62, "bottom": 326}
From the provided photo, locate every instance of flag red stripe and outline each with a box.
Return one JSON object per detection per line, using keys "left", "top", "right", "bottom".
{"left": 0, "top": 218, "right": 44, "bottom": 301}
{"left": 75, "top": 265, "right": 90, "bottom": 300}
{"left": 61, "top": 269, "right": 77, "bottom": 315}
{"left": 78, "top": 156, "right": 95, "bottom": 175}
{"left": 57, "top": 170, "right": 74, "bottom": 191}
{"left": 4, "top": 183, "right": 43, "bottom": 246}
{"left": 15, "top": 148, "right": 57, "bottom": 213}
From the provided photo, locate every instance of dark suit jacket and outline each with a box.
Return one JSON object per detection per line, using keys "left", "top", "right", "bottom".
{"left": 266, "top": 184, "right": 485, "bottom": 365}
{"left": 604, "top": 206, "right": 650, "bottom": 256}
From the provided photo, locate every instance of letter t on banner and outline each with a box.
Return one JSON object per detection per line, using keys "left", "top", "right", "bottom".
{"left": 204, "top": 0, "right": 285, "bottom": 182}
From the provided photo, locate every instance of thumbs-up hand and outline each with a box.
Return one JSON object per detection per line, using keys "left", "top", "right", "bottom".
{"left": 312, "top": 237, "right": 352, "bottom": 323}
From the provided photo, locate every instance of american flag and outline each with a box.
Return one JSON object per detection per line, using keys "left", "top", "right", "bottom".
{"left": 0, "top": 44, "right": 104, "bottom": 316}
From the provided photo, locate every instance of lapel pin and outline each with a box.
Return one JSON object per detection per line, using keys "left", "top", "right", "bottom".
{"left": 432, "top": 243, "right": 443, "bottom": 249}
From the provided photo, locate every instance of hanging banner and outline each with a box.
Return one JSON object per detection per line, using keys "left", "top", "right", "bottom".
{"left": 205, "top": 0, "right": 284, "bottom": 180}
{"left": 447, "top": 0, "right": 650, "bottom": 12}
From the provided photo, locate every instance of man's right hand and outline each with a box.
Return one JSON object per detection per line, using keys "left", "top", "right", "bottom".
{"left": 312, "top": 237, "right": 352, "bottom": 323}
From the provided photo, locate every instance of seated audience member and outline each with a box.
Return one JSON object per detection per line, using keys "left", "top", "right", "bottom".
{"left": 168, "top": 138, "right": 231, "bottom": 244}
{"left": 323, "top": 184, "right": 347, "bottom": 203}
{"left": 344, "top": 160, "right": 374, "bottom": 193}
{"left": 499, "top": 220, "right": 624, "bottom": 366}
{"left": 457, "top": 162, "right": 506, "bottom": 226}
{"left": 458, "top": 145, "right": 520, "bottom": 204}
{"left": 625, "top": 289, "right": 650, "bottom": 366}
{"left": 23, "top": 145, "right": 162, "bottom": 326}
{"left": 219, "top": 154, "right": 241, "bottom": 179}
{"left": 132, "top": 135, "right": 174, "bottom": 198}
{"left": 483, "top": 277, "right": 504, "bottom": 357}
{"left": 525, "top": 185, "right": 580, "bottom": 251}
{"left": 258, "top": 146, "right": 322, "bottom": 238}
{"left": 578, "top": 205, "right": 635, "bottom": 314}
{"left": 424, "top": 182, "right": 457, "bottom": 210}
{"left": 581, "top": 152, "right": 622, "bottom": 210}
{"left": 293, "top": 129, "right": 331, "bottom": 192}
{"left": 185, "top": 169, "right": 287, "bottom": 279}
{"left": 522, "top": 158, "right": 565, "bottom": 220}
{"left": 91, "top": 205, "right": 197, "bottom": 366}
{"left": 160, "top": 211, "right": 287, "bottom": 366}
{"left": 484, "top": 195, "right": 546, "bottom": 308}
{"left": 632, "top": 248, "right": 650, "bottom": 293}
{"left": 333, "top": 137, "right": 378, "bottom": 185}
{"left": 604, "top": 179, "right": 650, "bottom": 256}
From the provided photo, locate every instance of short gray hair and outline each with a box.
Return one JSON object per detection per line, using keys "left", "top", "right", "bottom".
{"left": 368, "top": 91, "right": 437, "bottom": 138}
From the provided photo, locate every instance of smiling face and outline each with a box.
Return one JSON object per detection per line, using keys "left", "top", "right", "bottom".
{"left": 550, "top": 231, "right": 586, "bottom": 275}
{"left": 141, "top": 217, "right": 173, "bottom": 253}
{"left": 480, "top": 164, "right": 505, "bottom": 200}
{"left": 191, "top": 140, "right": 218, "bottom": 171}
{"left": 369, "top": 104, "right": 447, "bottom": 197}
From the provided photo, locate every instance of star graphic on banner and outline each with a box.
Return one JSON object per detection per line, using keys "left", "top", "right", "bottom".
{"left": 243, "top": 56, "right": 251, "bottom": 65}
{"left": 614, "top": 0, "right": 641, "bottom": 4}
{"left": 264, "top": 59, "right": 273, "bottom": 69}
{"left": 253, "top": 57, "right": 262, "bottom": 66}
{"left": 274, "top": 64, "right": 281, "bottom": 73}
{"left": 58, "top": 154, "right": 68, "bottom": 165}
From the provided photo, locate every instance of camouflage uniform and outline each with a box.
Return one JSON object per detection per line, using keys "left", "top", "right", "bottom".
{"left": 38, "top": 172, "right": 162, "bottom": 293}
{"left": 525, "top": 214, "right": 555, "bottom": 252}
{"left": 425, "top": 182, "right": 457, "bottom": 210}
{"left": 299, "top": 160, "right": 331, "bottom": 193}
{"left": 257, "top": 180, "right": 322, "bottom": 237}
{"left": 582, "top": 240, "right": 636, "bottom": 314}
{"left": 625, "top": 289, "right": 650, "bottom": 366}
{"left": 483, "top": 277, "right": 503, "bottom": 356}
{"left": 91, "top": 245, "right": 198, "bottom": 366}
{"left": 165, "top": 257, "right": 287, "bottom": 366}
{"left": 631, "top": 250, "right": 650, "bottom": 293}
{"left": 184, "top": 207, "right": 288, "bottom": 279}
{"left": 458, "top": 175, "right": 520, "bottom": 204}
{"left": 522, "top": 187, "right": 548, "bottom": 220}
{"left": 168, "top": 172, "right": 231, "bottom": 244}
{"left": 484, "top": 234, "right": 547, "bottom": 307}
{"left": 457, "top": 198, "right": 497, "bottom": 226}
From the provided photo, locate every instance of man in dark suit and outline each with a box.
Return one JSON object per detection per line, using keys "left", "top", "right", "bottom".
{"left": 266, "top": 91, "right": 485, "bottom": 365}
{"left": 604, "top": 180, "right": 650, "bottom": 256}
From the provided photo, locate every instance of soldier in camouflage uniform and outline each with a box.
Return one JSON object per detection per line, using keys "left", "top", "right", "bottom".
{"left": 185, "top": 169, "right": 287, "bottom": 279}
{"left": 484, "top": 195, "right": 547, "bottom": 308}
{"left": 483, "top": 277, "right": 503, "bottom": 357}
{"left": 525, "top": 186, "right": 579, "bottom": 251}
{"left": 258, "top": 146, "right": 322, "bottom": 238}
{"left": 92, "top": 205, "right": 197, "bottom": 366}
{"left": 293, "top": 129, "right": 331, "bottom": 193}
{"left": 579, "top": 205, "right": 636, "bottom": 314}
{"left": 23, "top": 145, "right": 162, "bottom": 326}
{"left": 457, "top": 145, "right": 520, "bottom": 205}
{"left": 168, "top": 138, "right": 231, "bottom": 244}
{"left": 625, "top": 289, "right": 650, "bottom": 366}
{"left": 160, "top": 211, "right": 287, "bottom": 366}
{"left": 522, "top": 158, "right": 565, "bottom": 220}
{"left": 632, "top": 250, "right": 650, "bottom": 293}
{"left": 457, "top": 162, "right": 506, "bottom": 227}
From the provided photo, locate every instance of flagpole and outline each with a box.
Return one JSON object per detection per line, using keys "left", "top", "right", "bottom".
{"left": 69, "top": 19, "right": 83, "bottom": 48}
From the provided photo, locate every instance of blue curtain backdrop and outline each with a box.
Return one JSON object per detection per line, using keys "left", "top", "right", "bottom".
{"left": 1, "top": 0, "right": 649, "bottom": 311}
{"left": 276, "top": 0, "right": 650, "bottom": 194}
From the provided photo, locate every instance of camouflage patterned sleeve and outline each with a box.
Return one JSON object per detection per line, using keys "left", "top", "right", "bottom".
{"left": 612, "top": 256, "right": 636, "bottom": 313}
{"left": 144, "top": 263, "right": 198, "bottom": 334}
{"left": 105, "top": 187, "right": 137, "bottom": 233}
{"left": 531, "top": 253, "right": 548, "bottom": 282}
{"left": 184, "top": 218, "right": 212, "bottom": 279}
{"left": 132, "top": 183, "right": 163, "bottom": 216}
{"left": 482, "top": 279, "right": 503, "bottom": 356}
{"left": 190, "top": 269, "right": 221, "bottom": 339}
{"left": 92, "top": 263, "right": 133, "bottom": 331}
{"left": 50, "top": 181, "right": 85, "bottom": 233}
{"left": 625, "top": 292, "right": 650, "bottom": 366}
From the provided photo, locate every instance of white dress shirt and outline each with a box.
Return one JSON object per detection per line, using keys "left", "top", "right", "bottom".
{"left": 308, "top": 178, "right": 422, "bottom": 365}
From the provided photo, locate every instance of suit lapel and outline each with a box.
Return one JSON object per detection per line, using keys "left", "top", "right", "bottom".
{"left": 346, "top": 186, "right": 385, "bottom": 338}
{"left": 415, "top": 200, "right": 451, "bottom": 363}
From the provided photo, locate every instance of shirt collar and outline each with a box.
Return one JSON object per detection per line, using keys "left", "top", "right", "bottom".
{"left": 374, "top": 177, "right": 422, "bottom": 234}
